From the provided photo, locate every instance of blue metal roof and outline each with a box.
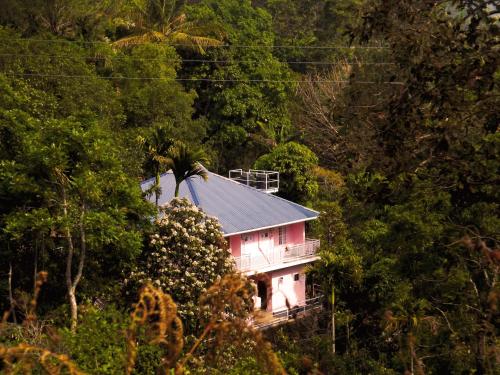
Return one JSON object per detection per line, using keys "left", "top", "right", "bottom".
{"left": 141, "top": 170, "right": 319, "bottom": 236}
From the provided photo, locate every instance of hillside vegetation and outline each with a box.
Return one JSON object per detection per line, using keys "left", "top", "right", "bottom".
{"left": 0, "top": 0, "right": 498, "bottom": 374}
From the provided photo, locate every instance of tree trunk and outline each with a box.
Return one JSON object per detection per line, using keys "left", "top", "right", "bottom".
{"left": 331, "top": 285, "right": 336, "bottom": 354}
{"left": 332, "top": 307, "right": 336, "bottom": 354}
{"left": 62, "top": 186, "right": 88, "bottom": 332}
{"left": 71, "top": 204, "right": 87, "bottom": 331}
{"left": 33, "top": 241, "right": 38, "bottom": 294}
{"left": 175, "top": 182, "right": 180, "bottom": 197}
{"left": 8, "top": 263, "right": 17, "bottom": 324}
{"left": 155, "top": 172, "right": 160, "bottom": 208}
{"left": 62, "top": 184, "right": 78, "bottom": 331}
{"left": 68, "top": 286, "right": 78, "bottom": 331}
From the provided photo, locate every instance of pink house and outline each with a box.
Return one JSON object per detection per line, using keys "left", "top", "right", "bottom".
{"left": 141, "top": 169, "right": 320, "bottom": 316}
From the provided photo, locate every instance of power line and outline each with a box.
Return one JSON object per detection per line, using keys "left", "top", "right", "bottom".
{"left": 4, "top": 72, "right": 405, "bottom": 84}
{"left": 2, "top": 38, "right": 390, "bottom": 50}
{"left": 0, "top": 53, "right": 396, "bottom": 66}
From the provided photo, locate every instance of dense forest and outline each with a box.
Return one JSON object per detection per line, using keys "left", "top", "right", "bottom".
{"left": 0, "top": 0, "right": 498, "bottom": 374}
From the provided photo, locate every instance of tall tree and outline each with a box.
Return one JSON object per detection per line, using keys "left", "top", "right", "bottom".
{"left": 183, "top": 0, "right": 296, "bottom": 171}
{"left": 114, "top": 0, "right": 223, "bottom": 51}
{"left": 0, "top": 32, "right": 151, "bottom": 328}
{"left": 304, "top": 0, "right": 499, "bottom": 373}
{"left": 140, "top": 126, "right": 174, "bottom": 207}
{"left": 254, "top": 142, "right": 319, "bottom": 203}
{"left": 2, "top": 113, "right": 148, "bottom": 331}
{"left": 168, "top": 142, "right": 208, "bottom": 197}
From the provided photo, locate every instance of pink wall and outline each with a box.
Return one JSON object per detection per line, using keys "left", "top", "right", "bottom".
{"left": 269, "top": 264, "right": 306, "bottom": 312}
{"left": 288, "top": 222, "right": 306, "bottom": 245}
{"left": 229, "top": 236, "right": 241, "bottom": 257}
{"left": 227, "top": 223, "right": 309, "bottom": 313}
{"left": 228, "top": 222, "right": 306, "bottom": 257}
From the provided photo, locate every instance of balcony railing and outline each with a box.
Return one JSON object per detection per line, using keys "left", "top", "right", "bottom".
{"left": 254, "top": 295, "right": 324, "bottom": 329}
{"left": 233, "top": 238, "right": 320, "bottom": 272}
{"left": 228, "top": 169, "right": 279, "bottom": 193}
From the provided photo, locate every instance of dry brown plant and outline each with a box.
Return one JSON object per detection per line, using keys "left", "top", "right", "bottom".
{"left": 125, "top": 283, "right": 184, "bottom": 375}
{"left": 0, "top": 271, "right": 84, "bottom": 374}
{"left": 182, "top": 274, "right": 286, "bottom": 375}
{"left": 0, "top": 344, "right": 85, "bottom": 374}
{"left": 1, "top": 273, "right": 285, "bottom": 375}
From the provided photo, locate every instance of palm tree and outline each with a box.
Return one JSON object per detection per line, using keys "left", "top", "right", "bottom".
{"left": 114, "top": 0, "right": 223, "bottom": 52}
{"left": 168, "top": 141, "right": 208, "bottom": 197}
{"left": 139, "top": 126, "right": 174, "bottom": 207}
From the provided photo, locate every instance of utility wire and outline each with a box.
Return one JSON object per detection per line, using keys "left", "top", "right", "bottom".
{"left": 2, "top": 38, "right": 390, "bottom": 49}
{"left": 4, "top": 72, "right": 405, "bottom": 84}
{"left": 0, "top": 53, "right": 396, "bottom": 65}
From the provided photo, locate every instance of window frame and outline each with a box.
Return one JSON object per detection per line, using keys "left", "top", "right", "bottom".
{"left": 278, "top": 226, "right": 287, "bottom": 245}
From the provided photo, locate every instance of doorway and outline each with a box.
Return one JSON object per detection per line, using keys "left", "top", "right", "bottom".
{"left": 257, "top": 280, "right": 268, "bottom": 310}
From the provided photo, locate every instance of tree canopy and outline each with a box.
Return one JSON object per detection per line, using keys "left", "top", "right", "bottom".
{"left": 0, "top": 0, "right": 498, "bottom": 373}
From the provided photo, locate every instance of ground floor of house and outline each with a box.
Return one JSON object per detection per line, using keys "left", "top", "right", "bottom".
{"left": 250, "top": 264, "right": 310, "bottom": 313}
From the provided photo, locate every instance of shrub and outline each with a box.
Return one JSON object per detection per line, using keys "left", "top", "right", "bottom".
{"left": 59, "top": 305, "right": 127, "bottom": 375}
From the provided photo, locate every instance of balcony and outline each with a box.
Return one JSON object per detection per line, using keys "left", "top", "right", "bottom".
{"left": 234, "top": 238, "right": 320, "bottom": 273}
{"left": 228, "top": 169, "right": 279, "bottom": 194}
{"left": 253, "top": 295, "right": 324, "bottom": 330}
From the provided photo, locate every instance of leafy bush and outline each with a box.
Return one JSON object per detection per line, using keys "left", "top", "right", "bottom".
{"left": 254, "top": 142, "right": 319, "bottom": 203}
{"left": 59, "top": 305, "right": 127, "bottom": 375}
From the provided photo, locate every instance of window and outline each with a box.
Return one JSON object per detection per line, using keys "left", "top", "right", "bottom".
{"left": 278, "top": 226, "right": 287, "bottom": 245}
{"left": 241, "top": 234, "right": 252, "bottom": 242}
{"left": 261, "top": 231, "right": 269, "bottom": 239}
{"left": 294, "top": 273, "right": 300, "bottom": 281}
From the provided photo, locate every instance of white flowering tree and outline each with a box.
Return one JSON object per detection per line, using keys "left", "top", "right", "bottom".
{"left": 128, "top": 198, "right": 235, "bottom": 325}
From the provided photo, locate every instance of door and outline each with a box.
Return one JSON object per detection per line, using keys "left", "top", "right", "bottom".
{"left": 260, "top": 230, "right": 274, "bottom": 263}
{"left": 241, "top": 233, "right": 255, "bottom": 269}
{"left": 257, "top": 280, "right": 268, "bottom": 310}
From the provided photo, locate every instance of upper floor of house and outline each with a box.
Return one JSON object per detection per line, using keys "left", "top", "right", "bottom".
{"left": 141, "top": 167, "right": 320, "bottom": 273}
{"left": 228, "top": 222, "right": 320, "bottom": 275}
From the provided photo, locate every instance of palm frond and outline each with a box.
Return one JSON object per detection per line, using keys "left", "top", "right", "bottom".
{"left": 168, "top": 13, "right": 187, "bottom": 30}
{"left": 113, "top": 30, "right": 167, "bottom": 48}
{"left": 169, "top": 142, "right": 209, "bottom": 186}
{"left": 169, "top": 32, "right": 223, "bottom": 54}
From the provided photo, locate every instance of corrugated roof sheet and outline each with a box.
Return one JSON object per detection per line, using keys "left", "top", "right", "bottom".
{"left": 141, "top": 170, "right": 318, "bottom": 236}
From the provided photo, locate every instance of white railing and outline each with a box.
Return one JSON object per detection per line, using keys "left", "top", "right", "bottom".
{"left": 254, "top": 295, "right": 324, "bottom": 329}
{"left": 283, "top": 239, "right": 320, "bottom": 260}
{"left": 233, "top": 238, "right": 320, "bottom": 272}
{"left": 228, "top": 169, "right": 279, "bottom": 193}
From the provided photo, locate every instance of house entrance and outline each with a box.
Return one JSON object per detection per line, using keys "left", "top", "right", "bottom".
{"left": 257, "top": 280, "right": 268, "bottom": 310}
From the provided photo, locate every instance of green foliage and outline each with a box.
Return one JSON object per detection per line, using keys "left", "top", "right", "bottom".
{"left": 303, "top": 1, "right": 500, "bottom": 372}
{"left": 185, "top": 0, "right": 296, "bottom": 170}
{"left": 254, "top": 142, "right": 319, "bottom": 202}
{"left": 59, "top": 306, "right": 128, "bottom": 375}
{"left": 168, "top": 142, "right": 209, "bottom": 197}
{"left": 263, "top": 0, "right": 365, "bottom": 70}
{"left": 114, "top": 0, "right": 223, "bottom": 51}
{"left": 112, "top": 43, "right": 200, "bottom": 133}
{"left": 0, "top": 0, "right": 498, "bottom": 373}
{"left": 0, "top": 30, "right": 152, "bottom": 316}
{"left": 0, "top": 0, "right": 120, "bottom": 39}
